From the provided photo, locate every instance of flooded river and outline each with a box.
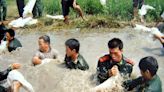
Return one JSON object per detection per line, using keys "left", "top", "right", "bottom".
{"left": 0, "top": 26, "right": 163, "bottom": 92}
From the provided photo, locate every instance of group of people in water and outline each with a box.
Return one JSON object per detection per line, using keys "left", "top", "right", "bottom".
{"left": 0, "top": 25, "right": 162, "bottom": 91}
{"left": 0, "top": 0, "right": 163, "bottom": 92}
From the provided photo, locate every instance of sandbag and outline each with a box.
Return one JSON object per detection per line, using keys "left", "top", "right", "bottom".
{"left": 7, "top": 70, "right": 34, "bottom": 92}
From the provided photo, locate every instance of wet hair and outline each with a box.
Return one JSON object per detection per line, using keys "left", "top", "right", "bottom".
{"left": 108, "top": 38, "right": 123, "bottom": 50}
{"left": 39, "top": 35, "right": 50, "bottom": 44}
{"left": 139, "top": 56, "right": 158, "bottom": 76}
{"left": 65, "top": 38, "right": 80, "bottom": 53}
{"left": 6, "top": 29, "right": 15, "bottom": 37}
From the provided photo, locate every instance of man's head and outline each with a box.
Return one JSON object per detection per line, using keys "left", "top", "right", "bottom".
{"left": 108, "top": 38, "right": 123, "bottom": 62}
{"left": 6, "top": 29, "right": 15, "bottom": 41}
{"left": 65, "top": 38, "right": 80, "bottom": 57}
{"left": 139, "top": 56, "right": 158, "bottom": 80}
{"left": 38, "top": 35, "right": 50, "bottom": 52}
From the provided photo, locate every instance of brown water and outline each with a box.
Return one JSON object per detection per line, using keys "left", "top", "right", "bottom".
{"left": 0, "top": 26, "right": 164, "bottom": 92}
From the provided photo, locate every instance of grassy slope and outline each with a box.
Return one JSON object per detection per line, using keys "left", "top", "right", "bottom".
{"left": 5, "top": 0, "right": 163, "bottom": 31}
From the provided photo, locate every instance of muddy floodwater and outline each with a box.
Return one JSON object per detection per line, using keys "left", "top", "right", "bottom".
{"left": 0, "top": 26, "right": 164, "bottom": 92}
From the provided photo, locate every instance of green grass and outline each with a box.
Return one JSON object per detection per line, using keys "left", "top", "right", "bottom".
{"left": 7, "top": 0, "right": 164, "bottom": 21}
{"left": 43, "top": 0, "right": 62, "bottom": 15}
{"left": 43, "top": 0, "right": 163, "bottom": 21}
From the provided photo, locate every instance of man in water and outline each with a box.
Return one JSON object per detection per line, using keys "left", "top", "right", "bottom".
{"left": 124, "top": 56, "right": 162, "bottom": 92}
{"left": 64, "top": 38, "right": 89, "bottom": 70}
{"left": 6, "top": 29, "right": 22, "bottom": 52}
{"left": 97, "top": 38, "right": 134, "bottom": 83}
{"left": 32, "top": 35, "right": 61, "bottom": 66}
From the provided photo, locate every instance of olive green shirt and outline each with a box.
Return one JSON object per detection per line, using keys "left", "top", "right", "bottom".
{"left": 8, "top": 38, "right": 22, "bottom": 52}
{"left": 138, "top": 75, "right": 162, "bottom": 92}
{"left": 64, "top": 54, "right": 89, "bottom": 70}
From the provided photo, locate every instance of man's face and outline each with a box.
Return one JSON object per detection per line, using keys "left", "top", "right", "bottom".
{"left": 38, "top": 39, "right": 49, "bottom": 52}
{"left": 109, "top": 47, "right": 123, "bottom": 62}
{"left": 6, "top": 32, "right": 13, "bottom": 41}
{"left": 140, "top": 70, "right": 151, "bottom": 80}
{"left": 65, "top": 46, "right": 73, "bottom": 57}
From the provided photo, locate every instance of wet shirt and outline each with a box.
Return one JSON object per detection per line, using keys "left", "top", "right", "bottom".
{"left": 141, "top": 75, "right": 162, "bottom": 92}
{"left": 97, "top": 54, "right": 133, "bottom": 83}
{"left": 64, "top": 54, "right": 89, "bottom": 70}
{"left": 34, "top": 48, "right": 59, "bottom": 60}
{"left": 8, "top": 38, "right": 22, "bottom": 52}
{"left": 125, "top": 75, "right": 162, "bottom": 92}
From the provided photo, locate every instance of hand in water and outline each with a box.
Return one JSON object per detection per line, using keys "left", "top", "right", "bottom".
{"left": 108, "top": 65, "right": 118, "bottom": 76}
{"left": 11, "top": 63, "right": 21, "bottom": 69}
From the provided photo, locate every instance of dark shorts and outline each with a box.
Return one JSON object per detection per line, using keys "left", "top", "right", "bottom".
{"left": 133, "top": 0, "right": 144, "bottom": 8}
{"left": 61, "top": 0, "right": 78, "bottom": 16}
{"left": 163, "top": 43, "right": 164, "bottom": 48}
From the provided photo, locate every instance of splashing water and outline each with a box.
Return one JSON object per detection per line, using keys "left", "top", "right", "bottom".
{"left": 0, "top": 27, "right": 164, "bottom": 92}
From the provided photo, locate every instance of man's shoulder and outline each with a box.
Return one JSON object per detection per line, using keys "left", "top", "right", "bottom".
{"left": 99, "top": 54, "right": 111, "bottom": 63}
{"left": 147, "top": 75, "right": 162, "bottom": 92}
{"left": 77, "top": 54, "right": 89, "bottom": 70}
{"left": 12, "top": 38, "right": 22, "bottom": 45}
{"left": 13, "top": 38, "right": 20, "bottom": 42}
{"left": 51, "top": 48, "right": 59, "bottom": 54}
{"left": 150, "top": 75, "right": 162, "bottom": 86}
{"left": 78, "top": 54, "right": 86, "bottom": 62}
{"left": 34, "top": 49, "right": 41, "bottom": 55}
{"left": 123, "top": 57, "right": 134, "bottom": 65}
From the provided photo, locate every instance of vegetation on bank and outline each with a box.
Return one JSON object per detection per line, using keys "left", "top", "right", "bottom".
{"left": 43, "top": 0, "right": 164, "bottom": 21}
{"left": 6, "top": 0, "right": 163, "bottom": 29}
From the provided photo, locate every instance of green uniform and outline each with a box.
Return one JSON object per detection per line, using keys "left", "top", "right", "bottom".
{"left": 138, "top": 75, "right": 162, "bottom": 92}
{"left": 8, "top": 38, "right": 22, "bottom": 52}
{"left": 64, "top": 54, "right": 89, "bottom": 70}
{"left": 97, "top": 54, "right": 133, "bottom": 83}
{"left": 0, "top": 0, "right": 7, "bottom": 21}
{"left": 32, "top": 0, "right": 43, "bottom": 18}
{"left": 124, "top": 75, "right": 162, "bottom": 92}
